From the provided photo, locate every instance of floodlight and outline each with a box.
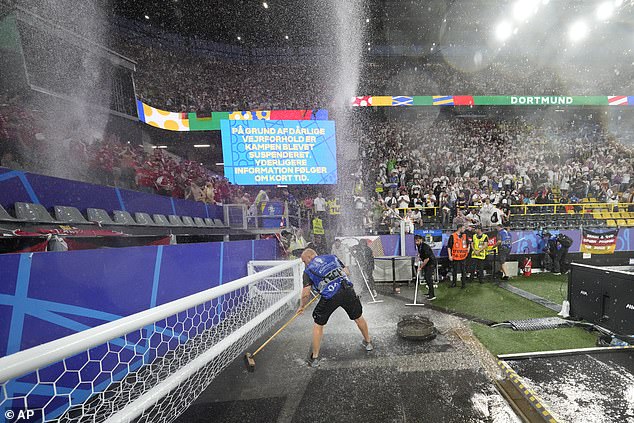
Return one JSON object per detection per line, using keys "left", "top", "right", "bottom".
{"left": 495, "top": 21, "right": 513, "bottom": 41}
{"left": 568, "top": 20, "right": 588, "bottom": 42}
{"left": 596, "top": 2, "right": 614, "bottom": 20}
{"left": 513, "top": 0, "right": 537, "bottom": 21}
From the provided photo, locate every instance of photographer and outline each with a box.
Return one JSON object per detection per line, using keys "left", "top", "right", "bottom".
{"left": 350, "top": 239, "right": 377, "bottom": 297}
{"left": 554, "top": 233, "right": 573, "bottom": 275}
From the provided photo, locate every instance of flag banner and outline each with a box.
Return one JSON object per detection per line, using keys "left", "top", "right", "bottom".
{"left": 392, "top": 96, "right": 413, "bottom": 106}
{"left": 349, "top": 95, "right": 633, "bottom": 107}
{"left": 414, "top": 229, "right": 443, "bottom": 249}
{"left": 371, "top": 96, "right": 393, "bottom": 106}
{"left": 580, "top": 228, "right": 619, "bottom": 254}
{"left": 453, "top": 96, "right": 475, "bottom": 106}
{"left": 351, "top": 96, "right": 373, "bottom": 106}
{"left": 137, "top": 100, "right": 328, "bottom": 131}
{"left": 136, "top": 100, "right": 190, "bottom": 131}
{"left": 412, "top": 96, "right": 434, "bottom": 105}
{"left": 608, "top": 96, "right": 629, "bottom": 106}
{"left": 432, "top": 96, "right": 455, "bottom": 105}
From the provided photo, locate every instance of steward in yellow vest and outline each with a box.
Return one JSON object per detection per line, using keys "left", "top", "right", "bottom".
{"left": 471, "top": 226, "right": 488, "bottom": 284}
{"left": 312, "top": 217, "right": 324, "bottom": 235}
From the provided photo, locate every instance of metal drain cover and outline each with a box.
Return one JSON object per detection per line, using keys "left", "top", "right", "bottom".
{"left": 397, "top": 315, "right": 437, "bottom": 341}
{"left": 507, "top": 317, "right": 573, "bottom": 331}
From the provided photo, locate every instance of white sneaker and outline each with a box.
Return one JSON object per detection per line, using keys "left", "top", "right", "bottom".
{"left": 362, "top": 340, "right": 374, "bottom": 351}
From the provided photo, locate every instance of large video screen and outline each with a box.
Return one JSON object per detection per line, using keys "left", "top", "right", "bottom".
{"left": 220, "top": 120, "right": 337, "bottom": 185}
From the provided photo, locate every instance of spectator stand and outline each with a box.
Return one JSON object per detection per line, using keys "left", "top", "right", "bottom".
{"left": 0, "top": 167, "right": 269, "bottom": 254}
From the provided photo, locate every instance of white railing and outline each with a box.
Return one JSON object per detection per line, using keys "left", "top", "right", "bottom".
{"left": 0, "top": 259, "right": 303, "bottom": 423}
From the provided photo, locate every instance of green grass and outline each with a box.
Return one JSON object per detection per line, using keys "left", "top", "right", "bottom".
{"left": 431, "top": 282, "right": 558, "bottom": 322}
{"left": 470, "top": 323, "right": 597, "bottom": 356}
{"left": 425, "top": 280, "right": 597, "bottom": 355}
{"left": 507, "top": 273, "right": 569, "bottom": 304}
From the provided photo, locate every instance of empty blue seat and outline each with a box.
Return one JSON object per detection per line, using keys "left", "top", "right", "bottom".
{"left": 152, "top": 214, "right": 172, "bottom": 226}
{"left": 15, "top": 202, "right": 59, "bottom": 223}
{"left": 55, "top": 206, "right": 92, "bottom": 224}
{"left": 193, "top": 217, "right": 206, "bottom": 227}
{"left": 168, "top": 215, "right": 184, "bottom": 226}
{"left": 181, "top": 216, "right": 195, "bottom": 226}
{"left": 87, "top": 208, "right": 115, "bottom": 225}
{"left": 0, "top": 204, "right": 21, "bottom": 221}
{"left": 113, "top": 210, "right": 139, "bottom": 226}
{"left": 213, "top": 218, "right": 226, "bottom": 227}
{"left": 134, "top": 212, "right": 158, "bottom": 226}
{"left": 204, "top": 218, "right": 215, "bottom": 227}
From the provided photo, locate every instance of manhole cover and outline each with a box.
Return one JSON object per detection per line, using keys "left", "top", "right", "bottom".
{"left": 397, "top": 315, "right": 437, "bottom": 341}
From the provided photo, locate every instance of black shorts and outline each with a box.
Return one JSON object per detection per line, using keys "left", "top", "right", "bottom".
{"left": 498, "top": 247, "right": 511, "bottom": 264}
{"left": 313, "top": 286, "right": 363, "bottom": 326}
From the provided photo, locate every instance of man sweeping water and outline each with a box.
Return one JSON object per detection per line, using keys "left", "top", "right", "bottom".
{"left": 298, "top": 248, "right": 373, "bottom": 367}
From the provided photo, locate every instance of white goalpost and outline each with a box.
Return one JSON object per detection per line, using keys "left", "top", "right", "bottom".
{"left": 0, "top": 260, "right": 303, "bottom": 423}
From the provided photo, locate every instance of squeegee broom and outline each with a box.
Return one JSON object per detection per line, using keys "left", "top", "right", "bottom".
{"left": 244, "top": 294, "right": 319, "bottom": 372}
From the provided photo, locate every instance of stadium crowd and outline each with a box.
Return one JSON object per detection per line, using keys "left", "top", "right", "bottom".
{"left": 115, "top": 24, "right": 634, "bottom": 113}
{"left": 349, "top": 115, "right": 634, "bottom": 231}
{"left": 3, "top": 22, "right": 634, "bottom": 220}
{"left": 0, "top": 90, "right": 249, "bottom": 205}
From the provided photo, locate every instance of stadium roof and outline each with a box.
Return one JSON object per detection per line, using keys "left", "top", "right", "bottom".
{"left": 111, "top": 0, "right": 634, "bottom": 50}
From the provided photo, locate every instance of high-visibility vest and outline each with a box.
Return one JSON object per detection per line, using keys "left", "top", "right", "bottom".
{"left": 472, "top": 234, "right": 488, "bottom": 260}
{"left": 328, "top": 199, "right": 341, "bottom": 215}
{"left": 487, "top": 234, "right": 498, "bottom": 255}
{"left": 312, "top": 217, "right": 324, "bottom": 235}
{"left": 450, "top": 232, "right": 469, "bottom": 261}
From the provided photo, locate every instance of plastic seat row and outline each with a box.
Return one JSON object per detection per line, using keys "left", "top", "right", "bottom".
{"left": 0, "top": 202, "right": 227, "bottom": 228}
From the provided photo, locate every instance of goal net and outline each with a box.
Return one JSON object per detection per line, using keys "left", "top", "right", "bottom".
{"left": 0, "top": 259, "right": 303, "bottom": 423}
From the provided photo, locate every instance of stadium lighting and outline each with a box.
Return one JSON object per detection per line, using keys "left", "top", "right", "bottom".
{"left": 512, "top": 0, "right": 538, "bottom": 21}
{"left": 495, "top": 21, "right": 513, "bottom": 41}
{"left": 237, "top": 36, "right": 241, "bottom": 41}
{"left": 285, "top": 35, "right": 289, "bottom": 39}
{"left": 568, "top": 20, "right": 588, "bottom": 42}
{"left": 366, "top": 18, "right": 370, "bottom": 23}
{"left": 215, "top": 163, "right": 225, "bottom": 166}
{"left": 152, "top": 145, "right": 168, "bottom": 149}
{"left": 194, "top": 144, "right": 211, "bottom": 148}
{"left": 144, "top": 14, "right": 150, "bottom": 20}
{"left": 262, "top": 2, "right": 269, "bottom": 9}
{"left": 596, "top": 2, "right": 614, "bottom": 20}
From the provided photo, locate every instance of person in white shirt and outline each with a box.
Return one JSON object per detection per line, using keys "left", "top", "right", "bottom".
{"left": 465, "top": 209, "right": 480, "bottom": 228}
{"left": 331, "top": 238, "right": 350, "bottom": 266}
{"left": 397, "top": 190, "right": 410, "bottom": 211}
{"left": 479, "top": 198, "right": 495, "bottom": 228}
{"left": 313, "top": 192, "right": 327, "bottom": 215}
{"left": 410, "top": 208, "right": 423, "bottom": 228}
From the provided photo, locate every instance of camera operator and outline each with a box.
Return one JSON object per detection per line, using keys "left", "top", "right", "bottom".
{"left": 350, "top": 239, "right": 377, "bottom": 297}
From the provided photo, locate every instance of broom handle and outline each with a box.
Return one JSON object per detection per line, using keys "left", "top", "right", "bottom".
{"left": 252, "top": 294, "right": 320, "bottom": 357}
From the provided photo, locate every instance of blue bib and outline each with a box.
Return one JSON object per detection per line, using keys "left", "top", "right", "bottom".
{"left": 304, "top": 255, "right": 352, "bottom": 299}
